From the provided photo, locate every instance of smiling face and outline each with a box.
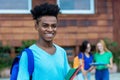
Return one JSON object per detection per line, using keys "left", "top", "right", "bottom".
{"left": 35, "top": 16, "right": 57, "bottom": 42}
{"left": 97, "top": 42, "right": 104, "bottom": 52}
{"left": 85, "top": 43, "right": 91, "bottom": 53}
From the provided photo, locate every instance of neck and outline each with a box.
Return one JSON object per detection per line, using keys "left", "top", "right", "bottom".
{"left": 84, "top": 52, "right": 90, "bottom": 57}
{"left": 100, "top": 50, "right": 105, "bottom": 54}
{"left": 85, "top": 52, "right": 89, "bottom": 54}
{"left": 84, "top": 50, "right": 90, "bottom": 54}
{"left": 36, "top": 39, "right": 53, "bottom": 48}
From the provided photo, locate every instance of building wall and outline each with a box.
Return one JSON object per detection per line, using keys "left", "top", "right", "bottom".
{"left": 0, "top": 0, "right": 115, "bottom": 60}
{"left": 113, "top": 0, "right": 120, "bottom": 45}
{"left": 56, "top": 0, "right": 113, "bottom": 46}
{"left": 0, "top": 0, "right": 116, "bottom": 62}
{"left": 0, "top": 0, "right": 114, "bottom": 47}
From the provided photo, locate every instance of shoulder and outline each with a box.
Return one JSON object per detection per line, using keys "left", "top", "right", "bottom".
{"left": 18, "top": 50, "right": 28, "bottom": 65}
{"left": 94, "top": 52, "right": 99, "bottom": 57}
{"left": 94, "top": 52, "right": 99, "bottom": 55}
{"left": 29, "top": 44, "right": 37, "bottom": 50}
{"left": 54, "top": 44, "right": 66, "bottom": 52}
{"left": 90, "top": 53, "right": 93, "bottom": 56}
{"left": 89, "top": 53, "right": 93, "bottom": 58}
{"left": 29, "top": 44, "right": 43, "bottom": 53}
{"left": 105, "top": 51, "right": 113, "bottom": 56}
{"left": 78, "top": 52, "right": 83, "bottom": 59}
{"left": 106, "top": 51, "right": 112, "bottom": 54}
{"left": 20, "top": 44, "right": 36, "bottom": 59}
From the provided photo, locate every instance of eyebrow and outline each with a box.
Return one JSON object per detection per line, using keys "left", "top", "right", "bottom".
{"left": 42, "top": 22, "right": 57, "bottom": 25}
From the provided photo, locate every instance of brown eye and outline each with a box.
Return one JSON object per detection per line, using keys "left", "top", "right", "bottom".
{"left": 42, "top": 23, "right": 49, "bottom": 28}
{"left": 51, "top": 24, "right": 57, "bottom": 28}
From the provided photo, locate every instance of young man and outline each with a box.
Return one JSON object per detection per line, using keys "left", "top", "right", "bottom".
{"left": 17, "top": 3, "right": 70, "bottom": 80}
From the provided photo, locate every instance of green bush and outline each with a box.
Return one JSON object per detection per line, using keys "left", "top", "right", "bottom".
{"left": 0, "top": 45, "right": 12, "bottom": 70}
{"left": 0, "top": 46, "right": 11, "bottom": 54}
{"left": 103, "top": 38, "right": 120, "bottom": 63}
{"left": 0, "top": 53, "right": 13, "bottom": 70}
{"left": 16, "top": 40, "right": 36, "bottom": 53}
{"left": 0, "top": 40, "right": 36, "bottom": 70}
{"left": 103, "top": 38, "right": 120, "bottom": 71}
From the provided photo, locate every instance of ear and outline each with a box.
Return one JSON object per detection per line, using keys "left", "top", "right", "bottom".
{"left": 35, "top": 22, "right": 39, "bottom": 31}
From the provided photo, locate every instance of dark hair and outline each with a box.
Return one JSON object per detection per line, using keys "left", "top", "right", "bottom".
{"left": 31, "top": 3, "right": 60, "bottom": 20}
{"left": 80, "top": 40, "right": 90, "bottom": 53}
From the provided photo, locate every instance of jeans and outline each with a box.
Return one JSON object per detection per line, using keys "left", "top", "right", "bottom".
{"left": 95, "top": 69, "right": 109, "bottom": 80}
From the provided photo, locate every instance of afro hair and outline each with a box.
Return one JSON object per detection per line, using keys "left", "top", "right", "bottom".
{"left": 31, "top": 3, "right": 60, "bottom": 20}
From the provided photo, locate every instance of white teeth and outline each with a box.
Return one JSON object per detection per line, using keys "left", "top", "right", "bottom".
{"left": 46, "top": 34, "right": 53, "bottom": 37}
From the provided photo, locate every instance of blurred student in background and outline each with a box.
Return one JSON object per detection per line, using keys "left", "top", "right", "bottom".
{"left": 94, "top": 40, "right": 113, "bottom": 80}
{"left": 78, "top": 40, "right": 94, "bottom": 80}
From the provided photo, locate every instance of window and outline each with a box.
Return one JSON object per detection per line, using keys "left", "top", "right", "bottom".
{"left": 0, "top": 0, "right": 32, "bottom": 14}
{"left": 57, "top": 0, "right": 95, "bottom": 14}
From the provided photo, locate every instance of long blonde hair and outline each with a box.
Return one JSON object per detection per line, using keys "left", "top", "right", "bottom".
{"left": 96, "top": 40, "right": 109, "bottom": 53}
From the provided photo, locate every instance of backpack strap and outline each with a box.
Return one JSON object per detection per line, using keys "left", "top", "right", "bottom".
{"left": 24, "top": 48, "right": 34, "bottom": 79}
{"left": 10, "top": 55, "right": 21, "bottom": 80}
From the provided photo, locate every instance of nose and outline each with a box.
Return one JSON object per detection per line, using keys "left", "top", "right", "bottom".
{"left": 47, "top": 26, "right": 53, "bottom": 31}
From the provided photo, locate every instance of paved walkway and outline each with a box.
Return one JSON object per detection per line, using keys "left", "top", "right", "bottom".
{"left": 0, "top": 73, "right": 120, "bottom": 80}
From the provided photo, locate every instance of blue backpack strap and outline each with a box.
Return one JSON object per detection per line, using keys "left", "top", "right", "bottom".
{"left": 10, "top": 48, "right": 34, "bottom": 80}
{"left": 24, "top": 48, "right": 34, "bottom": 76}
{"left": 10, "top": 55, "right": 21, "bottom": 80}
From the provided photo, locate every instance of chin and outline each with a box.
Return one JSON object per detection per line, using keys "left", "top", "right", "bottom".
{"left": 45, "top": 39, "right": 53, "bottom": 42}
{"left": 43, "top": 36, "right": 55, "bottom": 42}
